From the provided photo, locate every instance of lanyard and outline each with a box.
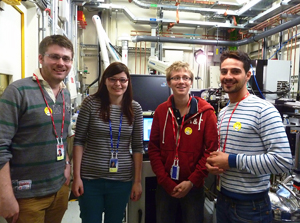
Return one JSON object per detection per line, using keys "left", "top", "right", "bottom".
{"left": 34, "top": 74, "right": 65, "bottom": 144}
{"left": 218, "top": 92, "right": 249, "bottom": 152}
{"left": 109, "top": 112, "right": 123, "bottom": 155}
{"left": 171, "top": 96, "right": 192, "bottom": 160}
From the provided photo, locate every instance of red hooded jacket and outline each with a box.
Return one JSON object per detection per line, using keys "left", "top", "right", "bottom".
{"left": 148, "top": 95, "right": 218, "bottom": 195}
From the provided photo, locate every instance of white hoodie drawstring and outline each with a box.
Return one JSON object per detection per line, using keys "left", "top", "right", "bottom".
{"left": 163, "top": 107, "right": 203, "bottom": 142}
{"left": 162, "top": 109, "right": 170, "bottom": 144}
{"left": 198, "top": 113, "right": 203, "bottom": 130}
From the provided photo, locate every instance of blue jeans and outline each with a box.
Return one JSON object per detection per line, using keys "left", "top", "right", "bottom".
{"left": 216, "top": 192, "right": 273, "bottom": 223}
{"left": 155, "top": 184, "right": 205, "bottom": 223}
{"left": 78, "top": 178, "right": 132, "bottom": 223}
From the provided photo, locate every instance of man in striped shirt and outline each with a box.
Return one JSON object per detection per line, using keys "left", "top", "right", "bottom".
{"left": 0, "top": 35, "right": 73, "bottom": 223}
{"left": 206, "top": 50, "right": 293, "bottom": 223}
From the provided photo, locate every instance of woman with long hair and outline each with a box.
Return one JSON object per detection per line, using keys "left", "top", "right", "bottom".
{"left": 72, "top": 62, "right": 143, "bottom": 223}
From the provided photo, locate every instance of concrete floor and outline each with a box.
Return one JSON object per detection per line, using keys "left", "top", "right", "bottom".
{"left": 62, "top": 200, "right": 81, "bottom": 223}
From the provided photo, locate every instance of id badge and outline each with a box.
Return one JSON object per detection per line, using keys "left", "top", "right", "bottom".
{"left": 57, "top": 143, "right": 64, "bottom": 161}
{"left": 170, "top": 159, "right": 180, "bottom": 180}
{"left": 109, "top": 158, "right": 118, "bottom": 173}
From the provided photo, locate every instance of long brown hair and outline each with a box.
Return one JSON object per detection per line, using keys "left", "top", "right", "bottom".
{"left": 93, "top": 62, "right": 134, "bottom": 125}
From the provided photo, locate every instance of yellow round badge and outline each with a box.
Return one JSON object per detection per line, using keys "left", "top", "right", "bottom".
{"left": 233, "top": 122, "right": 242, "bottom": 131}
{"left": 44, "top": 107, "right": 52, "bottom": 116}
{"left": 184, "top": 127, "right": 192, "bottom": 135}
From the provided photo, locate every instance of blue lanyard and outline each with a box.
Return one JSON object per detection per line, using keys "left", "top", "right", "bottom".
{"left": 109, "top": 112, "right": 123, "bottom": 155}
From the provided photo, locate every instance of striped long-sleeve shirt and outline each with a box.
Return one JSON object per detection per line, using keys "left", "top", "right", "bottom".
{"left": 218, "top": 94, "right": 292, "bottom": 197}
{"left": 73, "top": 95, "right": 143, "bottom": 181}
{"left": 0, "top": 71, "right": 71, "bottom": 199}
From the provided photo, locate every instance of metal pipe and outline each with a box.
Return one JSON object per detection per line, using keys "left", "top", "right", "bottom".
{"left": 52, "top": 0, "right": 58, "bottom": 34}
{"left": 287, "top": 22, "right": 290, "bottom": 60}
{"left": 84, "top": 3, "right": 245, "bottom": 29}
{"left": 295, "top": 132, "right": 300, "bottom": 171}
{"left": 132, "top": 16, "right": 300, "bottom": 47}
{"left": 144, "top": 42, "right": 146, "bottom": 74}
{"left": 248, "top": 3, "right": 300, "bottom": 31}
{"left": 140, "top": 42, "right": 142, "bottom": 74}
{"left": 84, "top": 1, "right": 297, "bottom": 30}
{"left": 131, "top": 0, "right": 235, "bottom": 15}
{"left": 293, "top": 26, "right": 297, "bottom": 76}
{"left": 135, "top": 37, "right": 137, "bottom": 74}
{"left": 290, "top": 27, "right": 294, "bottom": 62}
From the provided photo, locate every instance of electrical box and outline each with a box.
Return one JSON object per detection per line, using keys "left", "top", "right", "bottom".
{"left": 213, "top": 46, "right": 226, "bottom": 63}
{"left": 58, "top": 0, "right": 69, "bottom": 22}
{"left": 250, "top": 60, "right": 291, "bottom": 100}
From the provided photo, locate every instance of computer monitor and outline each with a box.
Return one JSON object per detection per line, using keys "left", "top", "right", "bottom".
{"left": 143, "top": 117, "right": 153, "bottom": 142}
{"left": 131, "top": 74, "right": 171, "bottom": 112}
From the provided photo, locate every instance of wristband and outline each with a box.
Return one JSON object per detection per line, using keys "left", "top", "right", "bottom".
{"left": 65, "top": 161, "right": 71, "bottom": 165}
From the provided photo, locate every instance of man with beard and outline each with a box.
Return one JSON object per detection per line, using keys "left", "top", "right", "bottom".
{"left": 206, "top": 50, "right": 292, "bottom": 223}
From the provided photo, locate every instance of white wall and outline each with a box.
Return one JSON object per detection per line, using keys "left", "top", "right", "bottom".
{"left": 0, "top": 2, "right": 41, "bottom": 82}
{"left": 0, "top": 4, "right": 21, "bottom": 80}
{"left": 24, "top": 6, "right": 40, "bottom": 77}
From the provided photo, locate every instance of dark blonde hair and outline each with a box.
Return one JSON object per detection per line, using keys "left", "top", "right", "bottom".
{"left": 39, "top": 35, "right": 74, "bottom": 58}
{"left": 165, "top": 61, "right": 194, "bottom": 81}
{"left": 93, "top": 62, "right": 134, "bottom": 125}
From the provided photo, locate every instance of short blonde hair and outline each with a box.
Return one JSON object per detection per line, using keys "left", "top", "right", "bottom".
{"left": 165, "top": 61, "right": 194, "bottom": 82}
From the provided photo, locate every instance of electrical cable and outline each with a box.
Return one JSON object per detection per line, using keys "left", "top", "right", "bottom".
{"left": 247, "top": 82, "right": 255, "bottom": 95}
{"left": 269, "top": 32, "right": 300, "bottom": 60}
{"left": 250, "top": 64, "right": 265, "bottom": 99}
{"left": 109, "top": 42, "right": 122, "bottom": 57}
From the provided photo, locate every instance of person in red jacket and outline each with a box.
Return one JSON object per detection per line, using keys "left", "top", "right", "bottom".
{"left": 148, "top": 61, "right": 218, "bottom": 223}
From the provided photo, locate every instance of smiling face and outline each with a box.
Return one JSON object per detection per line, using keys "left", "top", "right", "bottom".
{"left": 168, "top": 69, "right": 193, "bottom": 98}
{"left": 38, "top": 44, "right": 73, "bottom": 87}
{"left": 105, "top": 71, "right": 129, "bottom": 102}
{"left": 220, "top": 58, "right": 251, "bottom": 102}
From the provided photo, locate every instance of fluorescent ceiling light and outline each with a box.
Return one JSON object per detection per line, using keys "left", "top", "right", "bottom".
{"left": 237, "top": 0, "right": 263, "bottom": 16}
{"left": 236, "top": 0, "right": 249, "bottom": 3}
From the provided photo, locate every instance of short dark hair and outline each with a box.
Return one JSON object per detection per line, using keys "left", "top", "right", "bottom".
{"left": 94, "top": 62, "right": 134, "bottom": 125}
{"left": 39, "top": 35, "right": 74, "bottom": 58}
{"left": 220, "top": 50, "right": 251, "bottom": 73}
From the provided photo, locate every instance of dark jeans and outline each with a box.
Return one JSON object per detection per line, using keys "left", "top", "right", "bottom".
{"left": 78, "top": 178, "right": 132, "bottom": 223}
{"left": 155, "top": 184, "right": 205, "bottom": 223}
{"left": 216, "top": 192, "right": 273, "bottom": 223}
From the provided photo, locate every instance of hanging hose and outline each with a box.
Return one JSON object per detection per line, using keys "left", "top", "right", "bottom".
{"left": 250, "top": 64, "right": 265, "bottom": 99}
